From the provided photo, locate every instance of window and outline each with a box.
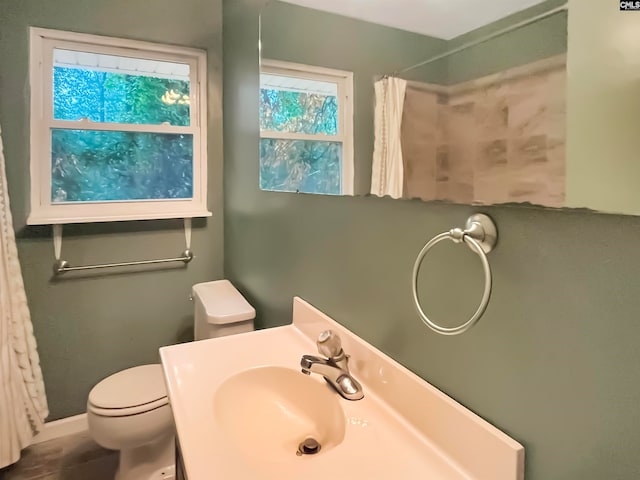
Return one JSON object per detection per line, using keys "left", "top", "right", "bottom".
{"left": 28, "top": 28, "right": 209, "bottom": 224}
{"left": 259, "top": 60, "right": 354, "bottom": 195}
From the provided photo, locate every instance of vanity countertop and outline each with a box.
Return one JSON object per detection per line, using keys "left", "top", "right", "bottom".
{"left": 160, "top": 297, "right": 524, "bottom": 480}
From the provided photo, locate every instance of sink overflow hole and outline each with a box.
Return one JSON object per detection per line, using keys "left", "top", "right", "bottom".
{"left": 296, "top": 438, "right": 321, "bottom": 456}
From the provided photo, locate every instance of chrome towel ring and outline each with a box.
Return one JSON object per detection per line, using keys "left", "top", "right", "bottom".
{"left": 411, "top": 214, "right": 498, "bottom": 336}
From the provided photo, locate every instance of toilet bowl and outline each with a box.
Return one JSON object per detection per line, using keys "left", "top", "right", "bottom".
{"left": 87, "top": 364, "right": 175, "bottom": 480}
{"left": 86, "top": 280, "right": 255, "bottom": 479}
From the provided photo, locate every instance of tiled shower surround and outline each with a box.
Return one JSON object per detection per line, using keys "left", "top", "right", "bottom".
{"left": 401, "top": 55, "right": 566, "bottom": 207}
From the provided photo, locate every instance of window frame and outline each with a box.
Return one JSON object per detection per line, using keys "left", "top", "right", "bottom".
{"left": 259, "top": 59, "right": 354, "bottom": 195}
{"left": 28, "top": 27, "right": 210, "bottom": 225}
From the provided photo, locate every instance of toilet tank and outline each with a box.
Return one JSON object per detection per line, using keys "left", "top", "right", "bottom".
{"left": 192, "top": 280, "right": 255, "bottom": 341}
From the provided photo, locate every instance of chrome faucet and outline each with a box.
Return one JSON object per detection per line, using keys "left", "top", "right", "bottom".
{"left": 300, "top": 330, "right": 364, "bottom": 401}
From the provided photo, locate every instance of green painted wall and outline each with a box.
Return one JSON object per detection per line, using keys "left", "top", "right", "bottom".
{"left": 224, "top": 2, "right": 640, "bottom": 479}
{"left": 566, "top": 0, "right": 640, "bottom": 214}
{"left": 0, "top": 0, "right": 224, "bottom": 420}
{"left": 444, "top": 0, "right": 567, "bottom": 85}
{"left": 261, "top": 1, "right": 447, "bottom": 195}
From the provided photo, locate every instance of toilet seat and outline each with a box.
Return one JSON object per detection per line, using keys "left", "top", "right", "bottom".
{"left": 88, "top": 364, "right": 168, "bottom": 417}
{"left": 89, "top": 396, "right": 169, "bottom": 417}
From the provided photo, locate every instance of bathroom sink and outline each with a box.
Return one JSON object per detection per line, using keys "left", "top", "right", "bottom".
{"left": 160, "top": 297, "right": 524, "bottom": 480}
{"left": 213, "top": 366, "right": 345, "bottom": 460}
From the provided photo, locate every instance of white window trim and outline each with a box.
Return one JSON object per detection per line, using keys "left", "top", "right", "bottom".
{"left": 28, "top": 27, "right": 211, "bottom": 225}
{"left": 260, "top": 59, "right": 354, "bottom": 195}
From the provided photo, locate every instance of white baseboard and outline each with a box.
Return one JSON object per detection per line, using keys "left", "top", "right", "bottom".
{"left": 31, "top": 413, "right": 88, "bottom": 445}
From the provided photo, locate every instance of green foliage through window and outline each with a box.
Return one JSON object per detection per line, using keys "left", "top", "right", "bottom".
{"left": 53, "top": 67, "right": 190, "bottom": 126}
{"left": 259, "top": 88, "right": 337, "bottom": 135}
{"left": 259, "top": 79, "right": 342, "bottom": 194}
{"left": 260, "top": 139, "right": 341, "bottom": 195}
{"left": 51, "top": 66, "right": 193, "bottom": 202}
{"left": 52, "top": 130, "right": 193, "bottom": 202}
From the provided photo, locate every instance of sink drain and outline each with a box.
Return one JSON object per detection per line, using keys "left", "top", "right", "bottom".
{"left": 296, "top": 437, "right": 321, "bottom": 456}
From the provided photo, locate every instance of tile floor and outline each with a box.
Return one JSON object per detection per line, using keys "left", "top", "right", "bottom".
{"left": 0, "top": 431, "right": 118, "bottom": 480}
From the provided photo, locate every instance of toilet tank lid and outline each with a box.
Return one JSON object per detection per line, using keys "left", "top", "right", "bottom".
{"left": 192, "top": 280, "right": 256, "bottom": 324}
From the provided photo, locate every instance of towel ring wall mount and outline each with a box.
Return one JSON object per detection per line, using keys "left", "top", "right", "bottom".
{"left": 412, "top": 214, "right": 498, "bottom": 336}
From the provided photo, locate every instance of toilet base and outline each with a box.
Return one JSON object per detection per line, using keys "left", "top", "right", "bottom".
{"left": 115, "top": 434, "right": 175, "bottom": 480}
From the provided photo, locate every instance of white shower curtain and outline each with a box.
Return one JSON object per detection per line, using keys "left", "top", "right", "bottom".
{"left": 370, "top": 77, "right": 407, "bottom": 199}
{"left": 0, "top": 125, "right": 48, "bottom": 468}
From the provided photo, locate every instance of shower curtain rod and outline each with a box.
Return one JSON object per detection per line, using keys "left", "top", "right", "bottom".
{"left": 390, "top": 3, "right": 568, "bottom": 77}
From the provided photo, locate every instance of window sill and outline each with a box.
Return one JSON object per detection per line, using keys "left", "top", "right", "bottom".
{"left": 26, "top": 209, "right": 212, "bottom": 225}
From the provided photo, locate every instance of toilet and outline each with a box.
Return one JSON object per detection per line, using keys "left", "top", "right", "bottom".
{"left": 87, "top": 280, "right": 255, "bottom": 480}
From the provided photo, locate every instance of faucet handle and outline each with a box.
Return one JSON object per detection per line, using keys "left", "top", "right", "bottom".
{"left": 317, "top": 330, "right": 343, "bottom": 358}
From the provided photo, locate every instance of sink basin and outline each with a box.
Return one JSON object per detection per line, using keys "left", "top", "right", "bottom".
{"left": 161, "top": 297, "right": 524, "bottom": 479}
{"left": 214, "top": 366, "right": 345, "bottom": 460}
